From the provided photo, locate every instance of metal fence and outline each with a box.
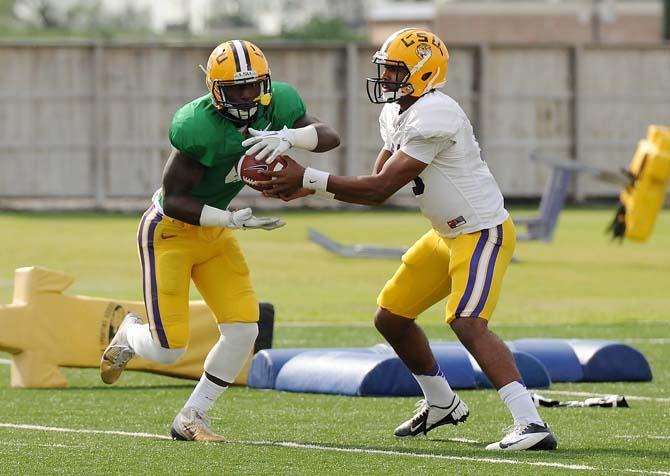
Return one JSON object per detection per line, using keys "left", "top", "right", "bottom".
{"left": 0, "top": 40, "right": 669, "bottom": 210}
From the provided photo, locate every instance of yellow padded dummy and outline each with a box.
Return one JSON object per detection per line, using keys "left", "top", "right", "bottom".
{"left": 0, "top": 267, "right": 254, "bottom": 388}
{"left": 612, "top": 125, "right": 670, "bottom": 241}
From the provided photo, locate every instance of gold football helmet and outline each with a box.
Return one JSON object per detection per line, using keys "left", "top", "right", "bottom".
{"left": 203, "top": 40, "right": 272, "bottom": 123}
{"left": 367, "top": 28, "right": 449, "bottom": 104}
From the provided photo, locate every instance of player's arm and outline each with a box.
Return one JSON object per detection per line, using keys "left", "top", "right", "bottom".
{"left": 328, "top": 150, "right": 427, "bottom": 205}
{"left": 162, "top": 149, "right": 284, "bottom": 230}
{"left": 292, "top": 113, "right": 340, "bottom": 152}
{"left": 162, "top": 148, "right": 207, "bottom": 225}
{"left": 242, "top": 113, "right": 340, "bottom": 162}
{"left": 373, "top": 148, "right": 393, "bottom": 175}
{"left": 265, "top": 150, "right": 427, "bottom": 206}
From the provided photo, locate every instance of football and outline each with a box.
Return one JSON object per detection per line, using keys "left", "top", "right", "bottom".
{"left": 236, "top": 153, "right": 288, "bottom": 191}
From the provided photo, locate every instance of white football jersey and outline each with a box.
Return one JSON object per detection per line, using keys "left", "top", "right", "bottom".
{"left": 379, "top": 90, "right": 509, "bottom": 237}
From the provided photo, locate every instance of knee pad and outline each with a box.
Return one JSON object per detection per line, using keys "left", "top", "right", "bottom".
{"left": 126, "top": 323, "right": 186, "bottom": 364}
{"left": 204, "top": 322, "right": 258, "bottom": 383}
{"left": 150, "top": 346, "right": 186, "bottom": 365}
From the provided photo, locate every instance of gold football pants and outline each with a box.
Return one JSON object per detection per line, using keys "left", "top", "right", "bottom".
{"left": 377, "top": 218, "right": 516, "bottom": 322}
{"left": 137, "top": 205, "right": 258, "bottom": 348}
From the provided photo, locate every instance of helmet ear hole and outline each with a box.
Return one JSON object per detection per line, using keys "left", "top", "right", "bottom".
{"left": 421, "top": 72, "right": 432, "bottom": 81}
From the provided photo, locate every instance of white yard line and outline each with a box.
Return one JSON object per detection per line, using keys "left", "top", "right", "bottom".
{"left": 0, "top": 359, "right": 10, "bottom": 365}
{"left": 541, "top": 390, "right": 670, "bottom": 403}
{"left": 444, "top": 437, "right": 481, "bottom": 444}
{"left": 0, "top": 422, "right": 668, "bottom": 475}
{"left": 0, "top": 423, "right": 171, "bottom": 440}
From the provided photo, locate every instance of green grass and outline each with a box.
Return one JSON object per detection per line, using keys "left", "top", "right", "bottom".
{"left": 0, "top": 209, "right": 669, "bottom": 475}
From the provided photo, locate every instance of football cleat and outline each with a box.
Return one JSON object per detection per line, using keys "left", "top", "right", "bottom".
{"left": 100, "top": 313, "right": 142, "bottom": 384}
{"left": 170, "top": 407, "right": 226, "bottom": 442}
{"left": 485, "top": 422, "right": 558, "bottom": 451}
{"left": 394, "top": 395, "right": 469, "bottom": 438}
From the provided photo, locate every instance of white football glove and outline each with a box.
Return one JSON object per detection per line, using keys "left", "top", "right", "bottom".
{"left": 242, "top": 125, "right": 319, "bottom": 164}
{"left": 241, "top": 126, "right": 295, "bottom": 163}
{"left": 226, "top": 208, "right": 286, "bottom": 231}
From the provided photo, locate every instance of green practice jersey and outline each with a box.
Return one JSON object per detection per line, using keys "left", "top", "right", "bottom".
{"left": 156, "top": 81, "right": 306, "bottom": 211}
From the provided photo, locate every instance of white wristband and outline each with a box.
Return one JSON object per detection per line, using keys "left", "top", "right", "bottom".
{"left": 303, "top": 167, "right": 330, "bottom": 192}
{"left": 291, "top": 125, "right": 319, "bottom": 151}
{"left": 199, "top": 205, "right": 232, "bottom": 227}
{"left": 313, "top": 189, "right": 335, "bottom": 200}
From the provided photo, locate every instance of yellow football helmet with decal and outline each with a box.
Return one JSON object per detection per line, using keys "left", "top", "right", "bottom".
{"left": 367, "top": 28, "right": 449, "bottom": 104}
{"left": 203, "top": 40, "right": 272, "bottom": 123}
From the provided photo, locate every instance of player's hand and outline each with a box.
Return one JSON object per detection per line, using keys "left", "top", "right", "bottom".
{"left": 241, "top": 126, "right": 295, "bottom": 164}
{"left": 263, "top": 188, "right": 315, "bottom": 202}
{"left": 228, "top": 208, "right": 286, "bottom": 231}
{"left": 260, "top": 155, "right": 306, "bottom": 196}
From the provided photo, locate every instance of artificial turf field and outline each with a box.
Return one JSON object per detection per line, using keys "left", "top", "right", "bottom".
{"left": 0, "top": 208, "right": 668, "bottom": 475}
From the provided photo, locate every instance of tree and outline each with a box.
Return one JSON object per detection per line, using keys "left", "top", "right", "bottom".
{"left": 13, "top": 0, "right": 64, "bottom": 28}
{"left": 0, "top": 0, "right": 13, "bottom": 16}
{"left": 8, "top": 0, "right": 150, "bottom": 36}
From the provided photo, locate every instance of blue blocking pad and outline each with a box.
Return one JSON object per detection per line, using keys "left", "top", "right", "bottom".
{"left": 509, "top": 339, "right": 584, "bottom": 382}
{"left": 274, "top": 351, "right": 421, "bottom": 396}
{"left": 271, "top": 346, "right": 549, "bottom": 395}
{"left": 429, "top": 343, "right": 478, "bottom": 389}
{"left": 247, "top": 347, "right": 380, "bottom": 389}
{"left": 467, "top": 351, "right": 552, "bottom": 389}
{"left": 247, "top": 349, "right": 307, "bottom": 389}
{"left": 247, "top": 339, "right": 651, "bottom": 395}
{"left": 567, "top": 340, "right": 653, "bottom": 382}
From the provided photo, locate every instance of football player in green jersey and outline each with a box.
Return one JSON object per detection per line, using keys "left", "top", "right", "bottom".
{"left": 100, "top": 40, "right": 340, "bottom": 441}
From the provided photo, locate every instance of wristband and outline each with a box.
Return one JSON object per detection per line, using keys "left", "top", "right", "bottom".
{"left": 291, "top": 125, "right": 319, "bottom": 151}
{"left": 199, "top": 205, "right": 232, "bottom": 227}
{"left": 303, "top": 167, "right": 330, "bottom": 192}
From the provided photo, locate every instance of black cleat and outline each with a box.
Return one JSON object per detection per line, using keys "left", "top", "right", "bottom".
{"left": 394, "top": 395, "right": 469, "bottom": 438}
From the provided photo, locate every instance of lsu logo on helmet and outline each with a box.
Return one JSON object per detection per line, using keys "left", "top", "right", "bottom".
{"left": 203, "top": 40, "right": 272, "bottom": 123}
{"left": 367, "top": 28, "right": 449, "bottom": 104}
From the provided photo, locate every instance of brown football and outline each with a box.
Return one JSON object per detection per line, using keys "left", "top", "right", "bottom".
{"left": 235, "top": 152, "right": 288, "bottom": 191}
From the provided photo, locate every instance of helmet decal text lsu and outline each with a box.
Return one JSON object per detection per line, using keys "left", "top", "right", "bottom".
{"left": 204, "top": 40, "right": 272, "bottom": 124}
{"left": 366, "top": 28, "right": 449, "bottom": 104}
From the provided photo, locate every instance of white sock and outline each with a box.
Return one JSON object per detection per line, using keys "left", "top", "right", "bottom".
{"left": 413, "top": 365, "right": 456, "bottom": 407}
{"left": 125, "top": 323, "right": 185, "bottom": 364}
{"left": 183, "top": 374, "right": 227, "bottom": 413}
{"left": 498, "top": 381, "right": 543, "bottom": 426}
{"left": 180, "top": 323, "right": 258, "bottom": 414}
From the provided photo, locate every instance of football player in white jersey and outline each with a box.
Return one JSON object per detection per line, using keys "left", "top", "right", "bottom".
{"left": 252, "top": 28, "right": 557, "bottom": 451}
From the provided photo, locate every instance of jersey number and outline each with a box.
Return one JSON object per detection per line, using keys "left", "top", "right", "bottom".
{"left": 412, "top": 177, "right": 425, "bottom": 196}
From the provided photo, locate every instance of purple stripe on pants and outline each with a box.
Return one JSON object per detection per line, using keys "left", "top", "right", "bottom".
{"left": 471, "top": 224, "right": 503, "bottom": 317}
{"left": 145, "top": 210, "right": 169, "bottom": 348}
{"left": 455, "top": 229, "right": 489, "bottom": 317}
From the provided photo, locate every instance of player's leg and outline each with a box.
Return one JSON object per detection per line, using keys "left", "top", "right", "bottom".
{"left": 101, "top": 207, "right": 191, "bottom": 383}
{"left": 170, "top": 228, "right": 258, "bottom": 442}
{"left": 446, "top": 219, "right": 556, "bottom": 450}
{"left": 376, "top": 229, "right": 469, "bottom": 437}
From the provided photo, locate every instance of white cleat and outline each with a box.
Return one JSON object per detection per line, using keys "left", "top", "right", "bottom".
{"left": 170, "top": 407, "right": 226, "bottom": 442}
{"left": 485, "top": 422, "right": 558, "bottom": 451}
{"left": 100, "top": 313, "right": 142, "bottom": 384}
{"left": 394, "top": 395, "right": 469, "bottom": 438}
